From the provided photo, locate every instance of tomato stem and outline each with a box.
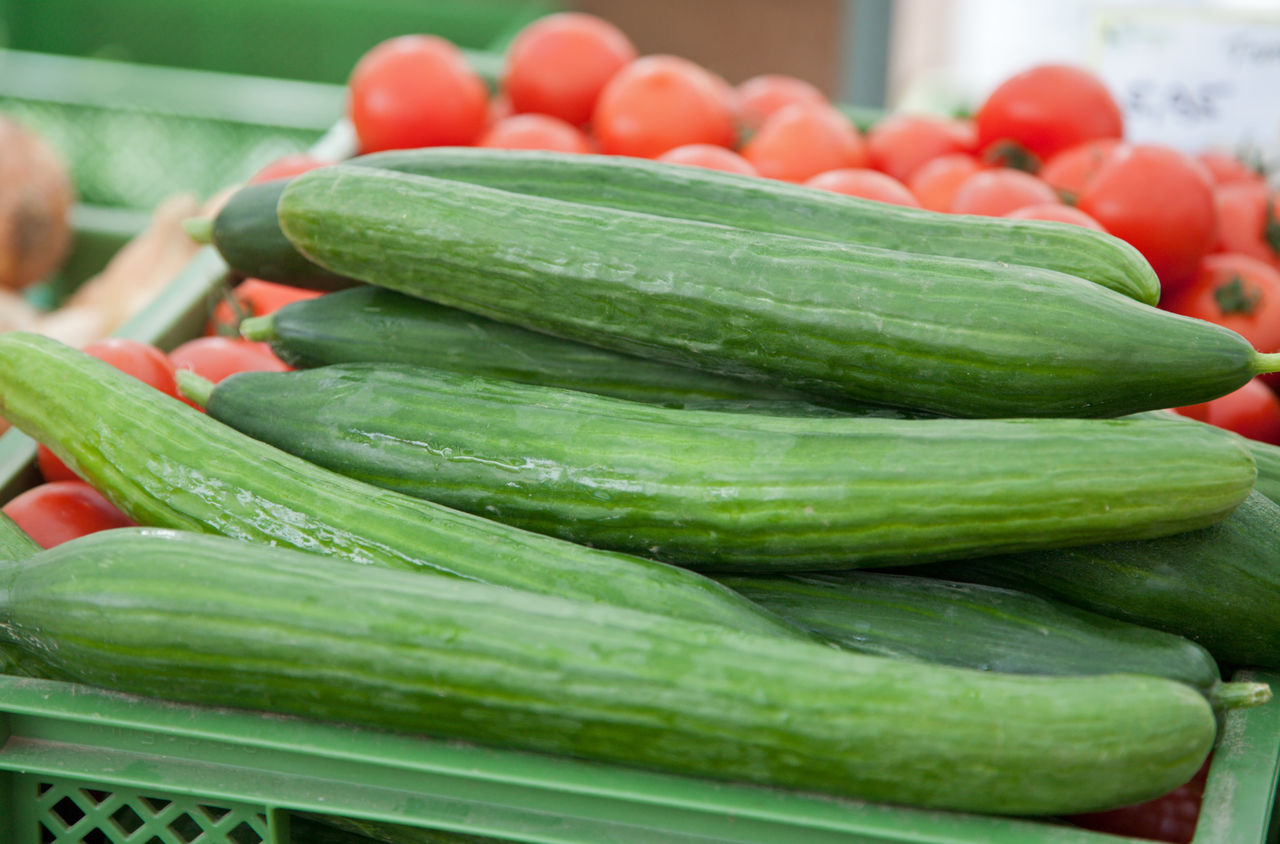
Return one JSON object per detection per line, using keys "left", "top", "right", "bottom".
{"left": 175, "top": 370, "right": 215, "bottom": 408}
{"left": 1213, "top": 275, "right": 1261, "bottom": 315}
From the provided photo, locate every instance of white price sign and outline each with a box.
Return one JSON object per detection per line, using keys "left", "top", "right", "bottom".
{"left": 1091, "top": 9, "right": 1280, "bottom": 158}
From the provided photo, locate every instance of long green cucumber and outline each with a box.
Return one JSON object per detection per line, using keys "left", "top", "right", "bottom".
{"left": 717, "top": 571, "right": 1269, "bottom": 712}
{"left": 0, "top": 332, "right": 797, "bottom": 638}
{"left": 278, "top": 166, "right": 1280, "bottom": 418}
{"left": 911, "top": 490, "right": 1280, "bottom": 669}
{"left": 241, "top": 285, "right": 817, "bottom": 405}
{"left": 0, "top": 527, "right": 1217, "bottom": 816}
{"left": 202, "top": 148, "right": 1160, "bottom": 304}
{"left": 0, "top": 511, "right": 39, "bottom": 559}
{"left": 181, "top": 362, "right": 1256, "bottom": 571}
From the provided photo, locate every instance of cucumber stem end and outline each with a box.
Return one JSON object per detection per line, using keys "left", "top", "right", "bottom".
{"left": 175, "top": 370, "right": 216, "bottom": 408}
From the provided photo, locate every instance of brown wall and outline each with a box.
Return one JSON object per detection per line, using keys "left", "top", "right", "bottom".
{"left": 570, "top": 0, "right": 844, "bottom": 95}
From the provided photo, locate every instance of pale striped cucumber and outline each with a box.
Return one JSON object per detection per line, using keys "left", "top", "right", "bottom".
{"left": 0, "top": 511, "right": 39, "bottom": 559}
{"left": 277, "top": 166, "right": 1280, "bottom": 418}
{"left": 181, "top": 362, "right": 1257, "bottom": 571}
{"left": 0, "top": 527, "right": 1216, "bottom": 816}
{"left": 0, "top": 332, "right": 797, "bottom": 638}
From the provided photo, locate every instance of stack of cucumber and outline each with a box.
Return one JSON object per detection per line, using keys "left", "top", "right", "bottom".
{"left": 4, "top": 148, "right": 1280, "bottom": 824}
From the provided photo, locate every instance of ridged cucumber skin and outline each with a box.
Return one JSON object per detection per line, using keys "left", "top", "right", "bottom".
{"left": 0, "top": 528, "right": 1216, "bottom": 817}
{"left": 278, "top": 166, "right": 1266, "bottom": 419}
{"left": 718, "top": 571, "right": 1222, "bottom": 693}
{"left": 200, "top": 363, "right": 1256, "bottom": 571}
{"left": 0, "top": 333, "right": 796, "bottom": 638}
{"left": 218, "top": 148, "right": 1157, "bottom": 303}
{"left": 1248, "top": 439, "right": 1280, "bottom": 503}
{"left": 914, "top": 491, "right": 1280, "bottom": 669}
{"left": 0, "top": 511, "right": 39, "bottom": 559}
{"left": 254, "top": 285, "right": 816, "bottom": 405}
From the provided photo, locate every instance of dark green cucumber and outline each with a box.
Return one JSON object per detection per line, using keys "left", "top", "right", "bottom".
{"left": 278, "top": 166, "right": 1280, "bottom": 418}
{"left": 241, "top": 285, "right": 817, "bottom": 405}
{"left": 0, "top": 527, "right": 1217, "bottom": 816}
{"left": 717, "top": 571, "right": 1269, "bottom": 712}
{"left": 206, "top": 148, "right": 1160, "bottom": 304}
{"left": 184, "top": 362, "right": 1256, "bottom": 571}
{"left": 0, "top": 332, "right": 797, "bottom": 638}
{"left": 912, "top": 491, "right": 1280, "bottom": 669}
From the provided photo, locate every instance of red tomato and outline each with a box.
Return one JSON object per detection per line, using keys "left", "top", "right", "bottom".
{"left": 865, "top": 114, "right": 977, "bottom": 183}
{"left": 1176, "top": 378, "right": 1280, "bottom": 446}
{"left": 950, "top": 168, "right": 1059, "bottom": 217}
{"left": 734, "top": 74, "right": 828, "bottom": 131}
{"left": 1196, "top": 149, "right": 1263, "bottom": 186}
{"left": 804, "top": 168, "right": 920, "bottom": 207}
{"left": 657, "top": 144, "right": 757, "bottom": 175}
{"left": 248, "top": 154, "right": 329, "bottom": 185}
{"left": 1213, "top": 181, "right": 1280, "bottom": 268}
{"left": 1068, "top": 757, "right": 1209, "bottom": 844}
{"left": 1039, "top": 138, "right": 1123, "bottom": 202}
{"left": 207, "top": 279, "right": 323, "bottom": 337}
{"left": 907, "top": 153, "right": 985, "bottom": 213}
{"left": 36, "top": 338, "right": 180, "bottom": 482}
{"left": 1163, "top": 253, "right": 1280, "bottom": 360}
{"left": 740, "top": 102, "right": 867, "bottom": 183}
{"left": 169, "top": 336, "right": 290, "bottom": 411}
{"left": 502, "top": 13, "right": 636, "bottom": 126}
{"left": 1004, "top": 203, "right": 1105, "bottom": 231}
{"left": 477, "top": 114, "right": 593, "bottom": 153}
{"left": 591, "top": 55, "right": 737, "bottom": 158}
{"left": 1076, "top": 144, "right": 1218, "bottom": 297}
{"left": 3, "top": 481, "right": 137, "bottom": 549}
{"left": 975, "top": 64, "right": 1123, "bottom": 165}
{"left": 348, "top": 34, "right": 489, "bottom": 153}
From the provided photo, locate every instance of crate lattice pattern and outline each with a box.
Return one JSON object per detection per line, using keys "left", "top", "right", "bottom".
{"left": 27, "top": 777, "right": 269, "bottom": 844}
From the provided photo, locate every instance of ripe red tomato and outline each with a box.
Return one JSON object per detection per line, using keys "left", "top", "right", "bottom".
{"left": 740, "top": 102, "right": 867, "bottom": 183}
{"left": 171, "top": 336, "right": 290, "bottom": 385}
{"left": 477, "top": 114, "right": 593, "bottom": 153}
{"left": 804, "top": 168, "right": 920, "bottom": 207}
{"left": 348, "top": 34, "right": 489, "bottom": 153}
{"left": 975, "top": 64, "right": 1123, "bottom": 165}
{"left": 1195, "top": 150, "right": 1263, "bottom": 186}
{"left": 1213, "top": 181, "right": 1280, "bottom": 269}
{"left": 1075, "top": 144, "right": 1218, "bottom": 297}
{"left": 3, "top": 481, "right": 137, "bottom": 549}
{"left": 1176, "top": 378, "right": 1280, "bottom": 446}
{"left": 657, "top": 144, "right": 757, "bottom": 175}
{"left": 1068, "top": 756, "right": 1209, "bottom": 844}
{"left": 248, "top": 154, "right": 329, "bottom": 185}
{"left": 591, "top": 55, "right": 737, "bottom": 158}
{"left": 502, "top": 13, "right": 636, "bottom": 127}
{"left": 1004, "top": 203, "right": 1105, "bottom": 231}
{"left": 734, "top": 74, "right": 828, "bottom": 131}
{"left": 1039, "top": 138, "right": 1123, "bottom": 202}
{"left": 907, "top": 153, "right": 984, "bottom": 213}
{"left": 36, "top": 338, "right": 180, "bottom": 482}
{"left": 865, "top": 114, "right": 977, "bottom": 183}
{"left": 207, "top": 279, "right": 323, "bottom": 337}
{"left": 950, "top": 168, "right": 1059, "bottom": 217}
{"left": 1163, "top": 253, "right": 1280, "bottom": 361}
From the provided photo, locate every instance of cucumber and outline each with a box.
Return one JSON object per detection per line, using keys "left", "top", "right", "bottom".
{"left": 0, "top": 332, "right": 797, "bottom": 638}
{"left": 241, "top": 285, "right": 817, "bottom": 406}
{"left": 204, "top": 148, "right": 1160, "bottom": 304}
{"left": 181, "top": 362, "right": 1256, "bottom": 571}
{"left": 277, "top": 166, "right": 1280, "bottom": 418}
{"left": 717, "top": 571, "right": 1269, "bottom": 712}
{"left": 912, "top": 491, "right": 1280, "bottom": 669}
{"left": 1247, "top": 437, "right": 1280, "bottom": 503}
{"left": 0, "top": 511, "right": 39, "bottom": 559}
{"left": 0, "top": 527, "right": 1217, "bottom": 816}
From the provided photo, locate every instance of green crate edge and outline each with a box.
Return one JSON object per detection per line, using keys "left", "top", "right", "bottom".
{"left": 0, "top": 104, "right": 1276, "bottom": 841}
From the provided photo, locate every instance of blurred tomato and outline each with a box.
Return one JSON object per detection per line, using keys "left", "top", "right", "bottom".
{"left": 348, "top": 34, "right": 489, "bottom": 152}
{"left": 36, "top": 338, "right": 180, "bottom": 482}
{"left": 477, "top": 113, "right": 594, "bottom": 153}
{"left": 1004, "top": 203, "right": 1105, "bottom": 231}
{"left": 170, "top": 336, "right": 290, "bottom": 411}
{"left": 950, "top": 168, "right": 1058, "bottom": 216}
{"left": 907, "top": 153, "right": 984, "bottom": 213}
{"left": 592, "top": 55, "right": 737, "bottom": 158}
{"left": 1163, "top": 253, "right": 1280, "bottom": 366}
{"left": 1039, "top": 138, "right": 1123, "bottom": 202}
{"left": 804, "top": 168, "right": 920, "bottom": 207}
{"left": 502, "top": 13, "right": 636, "bottom": 126}
{"left": 1213, "top": 181, "right": 1280, "bottom": 268}
{"left": 657, "top": 144, "right": 757, "bottom": 175}
{"left": 975, "top": 64, "right": 1123, "bottom": 165}
{"left": 3, "top": 481, "right": 137, "bottom": 549}
{"left": 1176, "top": 378, "right": 1280, "bottom": 445}
{"left": 741, "top": 102, "right": 866, "bottom": 183}
{"left": 1076, "top": 144, "right": 1218, "bottom": 297}
{"left": 248, "top": 154, "right": 329, "bottom": 185}
{"left": 865, "top": 114, "right": 976, "bottom": 183}
{"left": 207, "top": 279, "right": 322, "bottom": 337}
{"left": 1195, "top": 150, "right": 1263, "bottom": 186}
{"left": 734, "top": 74, "right": 828, "bottom": 131}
